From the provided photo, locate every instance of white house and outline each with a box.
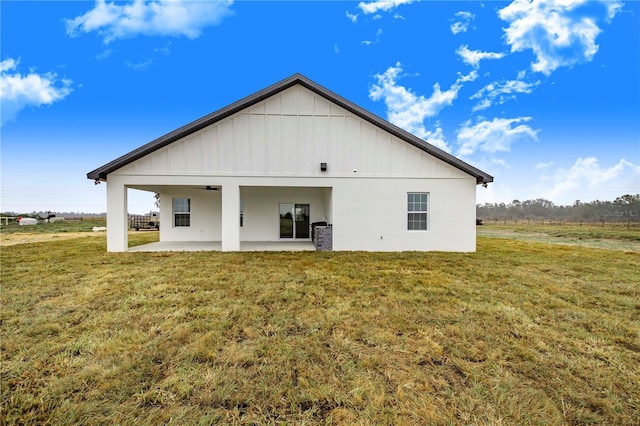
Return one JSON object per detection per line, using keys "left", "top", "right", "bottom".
{"left": 87, "top": 74, "right": 492, "bottom": 252}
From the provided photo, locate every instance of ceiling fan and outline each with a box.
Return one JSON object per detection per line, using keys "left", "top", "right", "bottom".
{"left": 193, "top": 185, "right": 220, "bottom": 191}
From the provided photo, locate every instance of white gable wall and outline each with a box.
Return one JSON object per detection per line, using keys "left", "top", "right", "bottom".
{"left": 113, "top": 85, "right": 468, "bottom": 181}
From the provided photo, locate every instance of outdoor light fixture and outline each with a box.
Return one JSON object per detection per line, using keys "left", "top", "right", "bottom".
{"left": 320, "top": 162, "right": 327, "bottom": 172}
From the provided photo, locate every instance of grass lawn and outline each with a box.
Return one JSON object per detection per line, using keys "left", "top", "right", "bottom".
{"left": 1, "top": 232, "right": 639, "bottom": 425}
{"left": 0, "top": 218, "right": 106, "bottom": 235}
{"left": 477, "top": 222, "right": 640, "bottom": 252}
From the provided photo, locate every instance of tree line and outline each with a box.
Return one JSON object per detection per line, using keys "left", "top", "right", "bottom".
{"left": 476, "top": 194, "right": 640, "bottom": 223}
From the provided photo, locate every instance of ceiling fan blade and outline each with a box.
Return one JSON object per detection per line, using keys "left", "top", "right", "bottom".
{"left": 193, "top": 186, "right": 219, "bottom": 191}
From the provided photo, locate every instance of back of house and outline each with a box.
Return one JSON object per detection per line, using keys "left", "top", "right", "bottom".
{"left": 87, "top": 74, "right": 492, "bottom": 252}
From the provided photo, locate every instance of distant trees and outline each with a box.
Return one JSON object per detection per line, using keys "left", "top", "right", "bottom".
{"left": 477, "top": 194, "right": 640, "bottom": 222}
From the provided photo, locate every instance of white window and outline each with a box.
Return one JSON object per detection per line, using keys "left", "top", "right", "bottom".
{"left": 408, "top": 192, "right": 428, "bottom": 230}
{"left": 173, "top": 198, "right": 190, "bottom": 227}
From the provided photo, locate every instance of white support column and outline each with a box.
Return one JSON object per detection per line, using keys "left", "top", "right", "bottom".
{"left": 221, "top": 183, "right": 240, "bottom": 251}
{"left": 106, "top": 179, "right": 128, "bottom": 252}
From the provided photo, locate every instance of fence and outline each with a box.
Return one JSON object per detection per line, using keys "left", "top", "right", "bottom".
{"left": 0, "top": 216, "right": 16, "bottom": 225}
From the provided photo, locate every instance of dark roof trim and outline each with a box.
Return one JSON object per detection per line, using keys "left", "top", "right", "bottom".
{"left": 87, "top": 73, "right": 493, "bottom": 184}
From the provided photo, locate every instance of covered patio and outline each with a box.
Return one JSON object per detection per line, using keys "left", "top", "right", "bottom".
{"left": 107, "top": 182, "right": 332, "bottom": 252}
{"left": 127, "top": 240, "right": 316, "bottom": 252}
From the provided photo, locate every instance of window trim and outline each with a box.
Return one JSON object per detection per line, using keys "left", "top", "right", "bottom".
{"left": 172, "top": 197, "right": 191, "bottom": 227}
{"left": 407, "top": 192, "right": 428, "bottom": 231}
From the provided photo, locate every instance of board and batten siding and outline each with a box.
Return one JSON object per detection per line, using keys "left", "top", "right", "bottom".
{"left": 113, "top": 85, "right": 468, "bottom": 180}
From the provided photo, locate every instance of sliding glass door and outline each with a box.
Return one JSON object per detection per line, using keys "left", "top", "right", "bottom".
{"left": 279, "top": 203, "right": 310, "bottom": 239}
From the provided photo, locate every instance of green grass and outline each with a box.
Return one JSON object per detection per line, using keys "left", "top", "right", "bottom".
{"left": 1, "top": 234, "right": 639, "bottom": 425}
{"left": 0, "top": 218, "right": 106, "bottom": 235}
{"left": 478, "top": 223, "right": 640, "bottom": 252}
{"left": 480, "top": 221, "right": 640, "bottom": 241}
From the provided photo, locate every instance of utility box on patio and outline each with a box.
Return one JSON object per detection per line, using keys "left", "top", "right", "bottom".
{"left": 313, "top": 225, "right": 332, "bottom": 251}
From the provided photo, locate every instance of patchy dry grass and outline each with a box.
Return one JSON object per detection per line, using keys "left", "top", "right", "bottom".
{"left": 1, "top": 234, "right": 639, "bottom": 425}
{"left": 478, "top": 223, "right": 640, "bottom": 252}
{"left": 0, "top": 218, "right": 158, "bottom": 249}
{"left": 480, "top": 221, "right": 640, "bottom": 240}
{"left": 0, "top": 218, "right": 107, "bottom": 236}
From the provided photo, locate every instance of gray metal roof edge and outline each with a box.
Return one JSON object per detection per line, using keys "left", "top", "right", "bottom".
{"left": 87, "top": 73, "right": 493, "bottom": 184}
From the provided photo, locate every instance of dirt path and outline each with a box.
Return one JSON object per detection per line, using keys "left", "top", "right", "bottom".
{"left": 477, "top": 228, "right": 640, "bottom": 252}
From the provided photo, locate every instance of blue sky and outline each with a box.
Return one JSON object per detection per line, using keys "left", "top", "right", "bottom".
{"left": 1, "top": 0, "right": 639, "bottom": 214}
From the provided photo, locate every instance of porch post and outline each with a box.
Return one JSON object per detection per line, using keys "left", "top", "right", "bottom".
{"left": 221, "top": 183, "right": 240, "bottom": 251}
{"left": 106, "top": 179, "right": 128, "bottom": 252}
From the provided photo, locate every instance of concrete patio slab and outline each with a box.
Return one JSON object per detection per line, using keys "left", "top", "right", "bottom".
{"left": 240, "top": 241, "right": 315, "bottom": 251}
{"left": 128, "top": 241, "right": 220, "bottom": 252}
{"left": 127, "top": 241, "right": 315, "bottom": 252}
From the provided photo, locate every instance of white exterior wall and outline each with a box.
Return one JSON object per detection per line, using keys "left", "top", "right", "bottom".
{"left": 156, "top": 185, "right": 328, "bottom": 243}
{"left": 331, "top": 177, "right": 477, "bottom": 251}
{"left": 221, "top": 183, "right": 240, "bottom": 251}
{"left": 239, "top": 186, "right": 327, "bottom": 241}
{"left": 149, "top": 175, "right": 475, "bottom": 251}
{"left": 106, "top": 175, "right": 128, "bottom": 252}
{"left": 158, "top": 188, "right": 221, "bottom": 242}
{"left": 106, "top": 84, "right": 480, "bottom": 252}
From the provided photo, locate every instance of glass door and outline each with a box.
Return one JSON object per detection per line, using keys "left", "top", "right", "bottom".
{"left": 279, "top": 203, "right": 310, "bottom": 239}
{"left": 294, "top": 204, "right": 310, "bottom": 239}
{"left": 279, "top": 204, "right": 294, "bottom": 238}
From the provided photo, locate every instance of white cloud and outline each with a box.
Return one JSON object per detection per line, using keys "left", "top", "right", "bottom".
{"left": 534, "top": 161, "right": 554, "bottom": 170}
{"left": 422, "top": 125, "right": 450, "bottom": 153}
{"left": 456, "top": 45, "right": 505, "bottom": 68}
{"left": 471, "top": 78, "right": 539, "bottom": 111}
{"left": 346, "top": 11, "right": 358, "bottom": 23}
{"left": 154, "top": 41, "right": 171, "bottom": 55}
{"left": 358, "top": 0, "right": 414, "bottom": 15}
{"left": 456, "top": 71, "right": 478, "bottom": 84}
{"left": 456, "top": 117, "right": 538, "bottom": 157}
{"left": 535, "top": 157, "right": 640, "bottom": 203}
{"left": 498, "top": 0, "right": 622, "bottom": 75}
{"left": 66, "top": 0, "right": 234, "bottom": 44}
{"left": 369, "top": 62, "right": 477, "bottom": 151}
{"left": 472, "top": 98, "right": 492, "bottom": 112}
{"left": 125, "top": 58, "right": 154, "bottom": 71}
{"left": 476, "top": 181, "right": 519, "bottom": 206}
{"left": 605, "top": 2, "right": 623, "bottom": 20}
{"left": 491, "top": 157, "right": 511, "bottom": 169}
{"left": 0, "top": 59, "right": 17, "bottom": 73}
{"left": 362, "top": 29, "right": 383, "bottom": 45}
{"left": 95, "top": 49, "right": 114, "bottom": 60}
{"left": 0, "top": 58, "right": 73, "bottom": 126}
{"left": 450, "top": 11, "right": 475, "bottom": 35}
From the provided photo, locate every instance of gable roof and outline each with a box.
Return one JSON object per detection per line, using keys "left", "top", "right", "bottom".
{"left": 87, "top": 73, "right": 493, "bottom": 184}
